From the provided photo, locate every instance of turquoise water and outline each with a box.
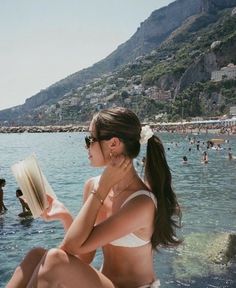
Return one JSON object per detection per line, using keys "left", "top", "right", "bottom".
{"left": 0, "top": 132, "right": 235, "bottom": 287}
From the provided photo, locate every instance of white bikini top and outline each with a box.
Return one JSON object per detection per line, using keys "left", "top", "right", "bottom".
{"left": 109, "top": 190, "right": 157, "bottom": 248}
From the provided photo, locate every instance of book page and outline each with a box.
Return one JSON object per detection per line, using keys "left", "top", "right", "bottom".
{"left": 11, "top": 154, "right": 56, "bottom": 218}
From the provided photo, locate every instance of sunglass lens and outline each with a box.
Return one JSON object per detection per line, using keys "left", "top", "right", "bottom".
{"left": 85, "top": 136, "right": 90, "bottom": 149}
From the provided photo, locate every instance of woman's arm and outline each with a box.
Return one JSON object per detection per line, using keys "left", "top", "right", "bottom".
{"left": 59, "top": 157, "right": 148, "bottom": 256}
{"left": 42, "top": 177, "right": 99, "bottom": 263}
{"left": 62, "top": 192, "right": 155, "bottom": 254}
{"left": 59, "top": 177, "right": 108, "bottom": 255}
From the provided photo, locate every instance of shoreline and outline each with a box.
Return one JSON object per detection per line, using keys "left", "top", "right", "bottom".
{"left": 0, "top": 124, "right": 236, "bottom": 136}
{"left": 0, "top": 123, "right": 235, "bottom": 135}
{"left": 0, "top": 125, "right": 88, "bottom": 133}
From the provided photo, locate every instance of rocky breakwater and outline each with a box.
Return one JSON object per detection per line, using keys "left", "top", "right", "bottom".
{"left": 0, "top": 125, "right": 88, "bottom": 133}
{"left": 173, "top": 232, "right": 236, "bottom": 280}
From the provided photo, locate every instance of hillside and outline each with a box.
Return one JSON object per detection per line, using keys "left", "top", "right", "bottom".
{"left": 1, "top": 0, "right": 236, "bottom": 125}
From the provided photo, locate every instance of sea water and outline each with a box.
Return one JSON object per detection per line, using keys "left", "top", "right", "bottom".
{"left": 0, "top": 132, "right": 235, "bottom": 288}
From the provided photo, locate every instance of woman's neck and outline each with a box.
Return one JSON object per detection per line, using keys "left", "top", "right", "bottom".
{"left": 107, "top": 168, "right": 139, "bottom": 201}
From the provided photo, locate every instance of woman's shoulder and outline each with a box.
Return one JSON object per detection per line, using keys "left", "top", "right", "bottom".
{"left": 85, "top": 175, "right": 101, "bottom": 187}
{"left": 83, "top": 175, "right": 101, "bottom": 199}
{"left": 122, "top": 190, "right": 157, "bottom": 208}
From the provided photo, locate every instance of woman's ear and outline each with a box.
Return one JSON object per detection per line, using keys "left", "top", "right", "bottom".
{"left": 108, "top": 137, "right": 121, "bottom": 149}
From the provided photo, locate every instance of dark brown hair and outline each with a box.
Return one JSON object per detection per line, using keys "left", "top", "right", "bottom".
{"left": 93, "top": 107, "right": 141, "bottom": 158}
{"left": 145, "top": 136, "right": 182, "bottom": 249}
{"left": 93, "top": 107, "right": 182, "bottom": 249}
{"left": 0, "top": 178, "right": 6, "bottom": 186}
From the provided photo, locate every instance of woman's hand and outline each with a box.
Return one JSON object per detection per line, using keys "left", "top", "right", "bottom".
{"left": 41, "top": 195, "right": 70, "bottom": 222}
{"left": 98, "top": 155, "right": 132, "bottom": 197}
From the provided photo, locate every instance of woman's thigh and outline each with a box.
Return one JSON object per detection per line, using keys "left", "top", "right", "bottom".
{"left": 7, "top": 247, "right": 47, "bottom": 288}
{"left": 28, "top": 248, "right": 115, "bottom": 288}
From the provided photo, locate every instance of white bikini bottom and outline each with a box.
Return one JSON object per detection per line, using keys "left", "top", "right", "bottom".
{"left": 137, "top": 279, "right": 160, "bottom": 288}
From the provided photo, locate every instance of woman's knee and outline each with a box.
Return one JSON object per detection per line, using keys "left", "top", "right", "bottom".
{"left": 37, "top": 248, "right": 72, "bottom": 284}
{"left": 41, "top": 248, "right": 70, "bottom": 272}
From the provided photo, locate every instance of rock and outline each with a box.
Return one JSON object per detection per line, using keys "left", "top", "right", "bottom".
{"left": 231, "top": 7, "right": 236, "bottom": 16}
{"left": 210, "top": 40, "right": 221, "bottom": 50}
{"left": 173, "top": 232, "right": 236, "bottom": 280}
{"left": 208, "top": 233, "right": 236, "bottom": 264}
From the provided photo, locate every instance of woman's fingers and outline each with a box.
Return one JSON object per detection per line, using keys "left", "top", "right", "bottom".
{"left": 41, "top": 195, "right": 55, "bottom": 220}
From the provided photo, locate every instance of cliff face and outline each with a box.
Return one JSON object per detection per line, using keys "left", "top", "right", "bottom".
{"left": 107, "top": 0, "right": 204, "bottom": 62}
{"left": 215, "top": 33, "right": 236, "bottom": 66}
{"left": 204, "top": 0, "right": 236, "bottom": 12}
{"left": 175, "top": 52, "right": 218, "bottom": 95}
{"left": 175, "top": 10, "right": 236, "bottom": 96}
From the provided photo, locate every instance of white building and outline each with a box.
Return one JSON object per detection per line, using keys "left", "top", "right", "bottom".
{"left": 230, "top": 106, "right": 236, "bottom": 116}
{"left": 70, "top": 97, "right": 80, "bottom": 106}
{"left": 211, "top": 63, "right": 236, "bottom": 81}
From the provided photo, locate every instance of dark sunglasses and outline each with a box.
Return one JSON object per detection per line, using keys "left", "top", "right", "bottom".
{"left": 84, "top": 135, "right": 114, "bottom": 149}
{"left": 85, "top": 135, "right": 99, "bottom": 149}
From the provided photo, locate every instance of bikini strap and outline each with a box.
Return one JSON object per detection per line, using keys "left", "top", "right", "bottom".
{"left": 121, "top": 190, "right": 157, "bottom": 208}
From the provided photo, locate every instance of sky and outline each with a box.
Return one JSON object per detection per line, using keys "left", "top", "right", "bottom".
{"left": 0, "top": 0, "right": 173, "bottom": 110}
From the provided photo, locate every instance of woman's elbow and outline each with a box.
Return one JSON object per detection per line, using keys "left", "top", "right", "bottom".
{"left": 60, "top": 243, "right": 95, "bottom": 264}
{"left": 60, "top": 241, "right": 79, "bottom": 256}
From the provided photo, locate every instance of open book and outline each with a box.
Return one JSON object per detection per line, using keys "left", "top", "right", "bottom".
{"left": 11, "top": 154, "right": 57, "bottom": 218}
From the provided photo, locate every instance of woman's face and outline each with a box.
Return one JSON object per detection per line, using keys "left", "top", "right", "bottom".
{"left": 86, "top": 121, "right": 109, "bottom": 167}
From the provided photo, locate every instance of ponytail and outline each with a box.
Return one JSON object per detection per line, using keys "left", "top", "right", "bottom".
{"left": 144, "top": 135, "right": 182, "bottom": 250}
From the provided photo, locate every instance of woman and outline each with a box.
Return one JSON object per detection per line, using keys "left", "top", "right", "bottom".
{"left": 7, "top": 107, "right": 182, "bottom": 288}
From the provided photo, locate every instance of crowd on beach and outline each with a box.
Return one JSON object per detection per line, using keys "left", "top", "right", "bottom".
{"left": 153, "top": 124, "right": 236, "bottom": 135}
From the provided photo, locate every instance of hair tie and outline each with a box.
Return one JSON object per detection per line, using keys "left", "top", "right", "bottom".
{"left": 140, "top": 125, "right": 154, "bottom": 145}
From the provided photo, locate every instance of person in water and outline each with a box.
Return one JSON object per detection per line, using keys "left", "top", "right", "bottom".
{"left": 228, "top": 147, "right": 233, "bottom": 160}
{"left": 0, "top": 178, "right": 8, "bottom": 214}
{"left": 201, "top": 151, "right": 209, "bottom": 164}
{"left": 16, "top": 188, "right": 32, "bottom": 218}
{"left": 7, "top": 107, "right": 182, "bottom": 288}
{"left": 182, "top": 156, "right": 188, "bottom": 164}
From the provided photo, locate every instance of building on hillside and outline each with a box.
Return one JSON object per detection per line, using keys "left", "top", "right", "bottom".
{"left": 211, "top": 63, "right": 236, "bottom": 82}
{"left": 70, "top": 97, "right": 80, "bottom": 106}
{"left": 230, "top": 106, "right": 236, "bottom": 116}
{"left": 146, "top": 87, "right": 171, "bottom": 101}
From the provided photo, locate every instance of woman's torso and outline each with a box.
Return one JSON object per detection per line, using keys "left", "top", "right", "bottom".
{"left": 102, "top": 244, "right": 156, "bottom": 287}
{"left": 93, "top": 176, "right": 157, "bottom": 287}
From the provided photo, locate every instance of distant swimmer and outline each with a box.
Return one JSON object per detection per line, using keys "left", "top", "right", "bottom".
{"left": 196, "top": 141, "right": 200, "bottom": 151}
{"left": 182, "top": 156, "right": 188, "bottom": 164}
{"left": 201, "top": 151, "right": 209, "bottom": 164}
{"left": 228, "top": 147, "right": 233, "bottom": 160}
{"left": 16, "top": 188, "right": 32, "bottom": 218}
{"left": 0, "top": 178, "right": 8, "bottom": 214}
